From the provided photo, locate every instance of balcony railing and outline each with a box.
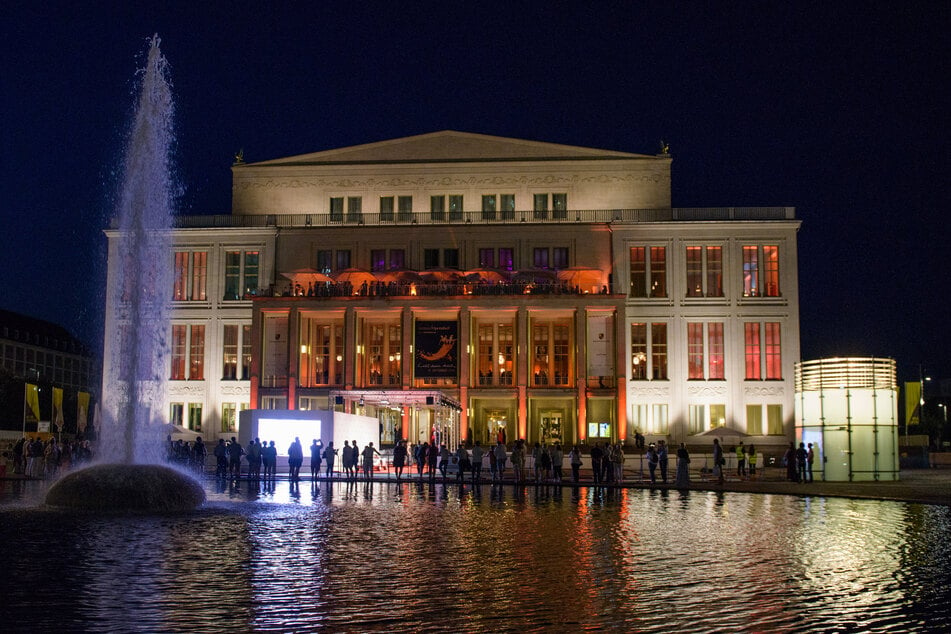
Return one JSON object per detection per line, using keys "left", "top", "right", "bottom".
{"left": 131, "top": 207, "right": 793, "bottom": 230}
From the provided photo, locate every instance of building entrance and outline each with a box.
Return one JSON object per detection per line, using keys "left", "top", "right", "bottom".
{"left": 539, "top": 410, "right": 563, "bottom": 445}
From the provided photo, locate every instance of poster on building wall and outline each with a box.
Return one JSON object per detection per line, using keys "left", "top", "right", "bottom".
{"left": 587, "top": 313, "right": 615, "bottom": 377}
{"left": 414, "top": 320, "right": 458, "bottom": 378}
{"left": 263, "top": 315, "right": 288, "bottom": 383}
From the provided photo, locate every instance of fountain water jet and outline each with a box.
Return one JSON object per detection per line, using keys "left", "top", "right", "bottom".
{"left": 46, "top": 35, "right": 204, "bottom": 512}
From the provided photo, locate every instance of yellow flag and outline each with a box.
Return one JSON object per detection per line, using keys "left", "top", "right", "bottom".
{"left": 25, "top": 383, "right": 40, "bottom": 422}
{"left": 905, "top": 381, "right": 921, "bottom": 426}
{"left": 77, "top": 392, "right": 90, "bottom": 432}
{"left": 53, "top": 387, "right": 64, "bottom": 431}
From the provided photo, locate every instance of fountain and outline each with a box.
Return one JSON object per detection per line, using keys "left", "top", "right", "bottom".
{"left": 46, "top": 35, "right": 204, "bottom": 512}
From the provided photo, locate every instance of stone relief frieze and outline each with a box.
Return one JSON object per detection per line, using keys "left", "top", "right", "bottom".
{"left": 744, "top": 386, "right": 785, "bottom": 397}
{"left": 687, "top": 385, "right": 727, "bottom": 397}
{"left": 219, "top": 385, "right": 250, "bottom": 397}
{"left": 168, "top": 384, "right": 208, "bottom": 397}
{"left": 630, "top": 386, "right": 670, "bottom": 398}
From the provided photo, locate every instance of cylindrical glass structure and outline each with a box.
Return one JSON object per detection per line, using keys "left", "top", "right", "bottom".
{"left": 795, "top": 357, "right": 898, "bottom": 481}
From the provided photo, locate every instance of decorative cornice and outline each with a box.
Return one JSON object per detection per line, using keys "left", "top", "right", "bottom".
{"left": 744, "top": 385, "right": 785, "bottom": 397}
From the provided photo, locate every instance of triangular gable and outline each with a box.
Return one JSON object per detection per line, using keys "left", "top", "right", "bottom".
{"left": 246, "top": 130, "right": 651, "bottom": 166}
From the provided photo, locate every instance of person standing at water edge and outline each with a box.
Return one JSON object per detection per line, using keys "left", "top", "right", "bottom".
{"left": 323, "top": 441, "right": 337, "bottom": 477}
{"left": 646, "top": 443, "right": 659, "bottom": 484}
{"left": 438, "top": 443, "right": 450, "bottom": 479}
{"left": 784, "top": 442, "right": 797, "bottom": 482}
{"left": 350, "top": 440, "right": 361, "bottom": 479}
{"left": 806, "top": 443, "right": 815, "bottom": 482}
{"left": 288, "top": 437, "right": 304, "bottom": 482}
{"left": 675, "top": 442, "right": 690, "bottom": 487}
{"left": 656, "top": 441, "right": 667, "bottom": 484}
{"left": 310, "top": 439, "right": 323, "bottom": 480}
{"left": 590, "top": 442, "right": 603, "bottom": 484}
{"left": 747, "top": 444, "right": 757, "bottom": 479}
{"left": 213, "top": 439, "right": 227, "bottom": 478}
{"left": 362, "top": 442, "right": 381, "bottom": 480}
{"left": 493, "top": 441, "right": 507, "bottom": 480}
{"left": 227, "top": 437, "right": 244, "bottom": 480}
{"left": 569, "top": 445, "right": 582, "bottom": 482}
{"left": 262, "top": 441, "right": 278, "bottom": 480}
{"left": 393, "top": 440, "right": 407, "bottom": 480}
{"left": 470, "top": 441, "right": 484, "bottom": 483}
{"left": 735, "top": 441, "right": 746, "bottom": 479}
{"left": 712, "top": 439, "right": 724, "bottom": 484}
{"left": 796, "top": 442, "right": 808, "bottom": 483}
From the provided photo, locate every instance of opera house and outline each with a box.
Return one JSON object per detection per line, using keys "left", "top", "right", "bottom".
{"left": 103, "top": 131, "right": 799, "bottom": 452}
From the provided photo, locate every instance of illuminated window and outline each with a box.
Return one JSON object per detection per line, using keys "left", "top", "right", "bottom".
{"left": 223, "top": 250, "right": 260, "bottom": 300}
{"left": 476, "top": 320, "right": 515, "bottom": 386}
{"left": 709, "top": 404, "right": 726, "bottom": 429}
{"left": 533, "top": 248, "right": 550, "bottom": 269}
{"left": 743, "top": 245, "right": 780, "bottom": 297}
{"left": 299, "top": 317, "right": 345, "bottom": 386}
{"left": 222, "top": 325, "right": 238, "bottom": 380}
{"left": 552, "top": 193, "right": 567, "bottom": 219}
{"left": 745, "top": 321, "right": 783, "bottom": 380}
{"left": 189, "top": 325, "right": 205, "bottom": 380}
{"left": 500, "top": 194, "right": 516, "bottom": 219}
{"left": 482, "top": 195, "right": 497, "bottom": 220}
{"left": 173, "top": 251, "right": 207, "bottom": 301}
{"left": 629, "top": 246, "right": 667, "bottom": 297}
{"left": 767, "top": 404, "right": 784, "bottom": 434}
{"left": 630, "top": 322, "right": 667, "bottom": 380}
{"left": 765, "top": 322, "right": 782, "bottom": 379}
{"left": 687, "top": 323, "right": 704, "bottom": 379}
{"left": 499, "top": 248, "right": 514, "bottom": 271}
{"left": 687, "top": 322, "right": 725, "bottom": 380}
{"left": 686, "top": 246, "right": 723, "bottom": 297}
{"left": 170, "top": 325, "right": 186, "bottom": 380}
{"left": 221, "top": 403, "right": 237, "bottom": 432}
{"left": 631, "top": 404, "right": 647, "bottom": 436}
{"left": 651, "top": 404, "right": 669, "bottom": 434}
{"left": 241, "top": 325, "right": 252, "bottom": 379}
{"left": 169, "top": 402, "right": 183, "bottom": 426}
{"left": 746, "top": 404, "right": 763, "bottom": 435}
{"left": 363, "top": 321, "right": 401, "bottom": 386}
{"left": 449, "top": 195, "right": 463, "bottom": 220}
{"left": 708, "top": 323, "right": 724, "bottom": 380}
{"left": 370, "top": 249, "right": 386, "bottom": 272}
{"left": 531, "top": 318, "right": 572, "bottom": 386}
{"left": 744, "top": 323, "right": 761, "bottom": 380}
{"left": 187, "top": 403, "right": 203, "bottom": 432}
{"left": 688, "top": 404, "right": 705, "bottom": 434}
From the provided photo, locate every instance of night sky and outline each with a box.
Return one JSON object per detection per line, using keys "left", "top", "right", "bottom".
{"left": 2, "top": 3, "right": 948, "bottom": 383}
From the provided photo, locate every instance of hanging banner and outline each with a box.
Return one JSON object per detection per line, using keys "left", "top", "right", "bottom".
{"left": 53, "top": 387, "right": 65, "bottom": 431}
{"left": 25, "top": 383, "right": 40, "bottom": 423}
{"left": 414, "top": 320, "right": 458, "bottom": 379}
{"left": 77, "top": 391, "right": 90, "bottom": 432}
{"left": 905, "top": 381, "right": 921, "bottom": 426}
{"left": 587, "top": 313, "right": 614, "bottom": 377}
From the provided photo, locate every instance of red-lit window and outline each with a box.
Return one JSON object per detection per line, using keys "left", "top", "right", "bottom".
{"left": 651, "top": 323, "right": 667, "bottom": 379}
{"left": 744, "top": 322, "right": 761, "bottom": 380}
{"left": 708, "top": 323, "right": 724, "bottom": 379}
{"left": 687, "top": 323, "right": 704, "bottom": 379}
{"left": 743, "top": 246, "right": 759, "bottom": 297}
{"left": 631, "top": 323, "right": 647, "bottom": 380}
{"left": 170, "top": 325, "right": 186, "bottom": 380}
{"left": 686, "top": 247, "right": 703, "bottom": 297}
{"left": 629, "top": 247, "right": 646, "bottom": 297}
{"left": 650, "top": 247, "right": 666, "bottom": 297}
{"left": 173, "top": 252, "right": 188, "bottom": 301}
{"left": 765, "top": 322, "right": 782, "bottom": 379}
{"left": 191, "top": 252, "right": 207, "bottom": 300}
{"left": 189, "top": 325, "right": 205, "bottom": 380}
{"left": 764, "top": 246, "right": 780, "bottom": 297}
{"left": 222, "top": 325, "right": 238, "bottom": 380}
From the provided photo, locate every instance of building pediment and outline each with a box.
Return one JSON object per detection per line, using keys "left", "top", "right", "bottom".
{"left": 243, "top": 130, "right": 653, "bottom": 167}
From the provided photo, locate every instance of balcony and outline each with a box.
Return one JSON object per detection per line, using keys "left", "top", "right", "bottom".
{"left": 153, "top": 207, "right": 795, "bottom": 230}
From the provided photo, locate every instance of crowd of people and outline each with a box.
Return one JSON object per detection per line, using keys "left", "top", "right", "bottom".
{"left": 3, "top": 436, "right": 93, "bottom": 479}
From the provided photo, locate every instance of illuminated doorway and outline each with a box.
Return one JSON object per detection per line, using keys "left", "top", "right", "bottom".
{"left": 540, "top": 410, "right": 563, "bottom": 444}
{"left": 486, "top": 410, "right": 510, "bottom": 445}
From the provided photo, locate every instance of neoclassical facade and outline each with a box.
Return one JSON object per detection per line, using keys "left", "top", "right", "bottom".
{"left": 104, "top": 131, "right": 800, "bottom": 450}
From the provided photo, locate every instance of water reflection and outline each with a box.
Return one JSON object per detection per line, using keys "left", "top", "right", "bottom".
{"left": 1, "top": 480, "right": 949, "bottom": 632}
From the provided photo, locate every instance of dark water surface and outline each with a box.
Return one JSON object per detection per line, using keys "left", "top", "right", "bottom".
{"left": 2, "top": 478, "right": 949, "bottom": 633}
